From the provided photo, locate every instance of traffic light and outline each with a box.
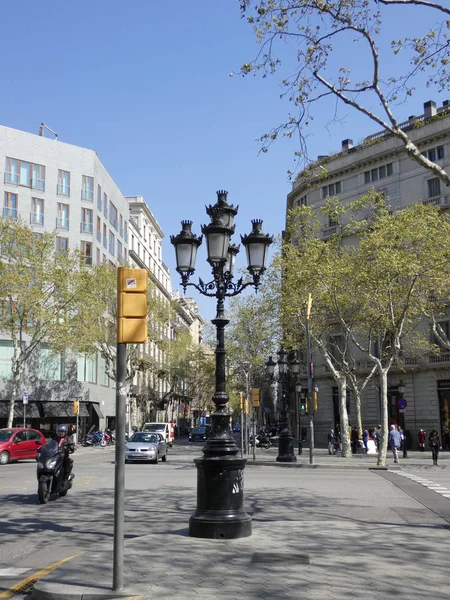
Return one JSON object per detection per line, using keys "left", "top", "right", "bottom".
{"left": 240, "top": 392, "right": 243, "bottom": 410}
{"left": 251, "top": 388, "right": 260, "bottom": 408}
{"left": 312, "top": 390, "right": 318, "bottom": 412}
{"left": 300, "top": 396, "right": 308, "bottom": 416}
{"left": 117, "top": 267, "right": 148, "bottom": 344}
{"left": 73, "top": 400, "right": 79, "bottom": 415}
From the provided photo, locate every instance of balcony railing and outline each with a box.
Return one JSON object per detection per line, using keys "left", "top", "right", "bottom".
{"left": 57, "top": 184, "right": 70, "bottom": 196}
{"left": 429, "top": 353, "right": 450, "bottom": 363}
{"left": 30, "top": 212, "right": 44, "bottom": 225}
{"left": 4, "top": 172, "right": 18, "bottom": 185}
{"left": 32, "top": 178, "right": 45, "bottom": 192}
{"left": 81, "top": 189, "right": 93, "bottom": 202}
{"left": 422, "top": 194, "right": 449, "bottom": 207}
{"left": 3, "top": 207, "right": 17, "bottom": 219}
{"left": 80, "top": 222, "right": 93, "bottom": 234}
{"left": 322, "top": 225, "right": 341, "bottom": 239}
{"left": 56, "top": 218, "right": 69, "bottom": 229}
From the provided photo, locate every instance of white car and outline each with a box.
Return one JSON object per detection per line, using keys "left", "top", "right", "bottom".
{"left": 125, "top": 432, "right": 167, "bottom": 464}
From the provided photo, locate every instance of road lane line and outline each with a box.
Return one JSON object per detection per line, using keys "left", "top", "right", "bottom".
{"left": 0, "top": 553, "right": 82, "bottom": 599}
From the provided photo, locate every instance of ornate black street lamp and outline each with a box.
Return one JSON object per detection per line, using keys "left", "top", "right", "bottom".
{"left": 265, "top": 348, "right": 298, "bottom": 462}
{"left": 171, "top": 190, "right": 272, "bottom": 539}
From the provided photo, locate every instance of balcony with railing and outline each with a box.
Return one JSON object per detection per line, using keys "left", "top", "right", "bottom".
{"left": 80, "top": 222, "right": 93, "bottom": 234}
{"left": 57, "top": 184, "right": 70, "bottom": 197}
{"left": 4, "top": 172, "right": 18, "bottom": 186}
{"left": 32, "top": 178, "right": 45, "bottom": 192}
{"left": 422, "top": 194, "right": 449, "bottom": 208}
{"left": 81, "top": 189, "right": 93, "bottom": 202}
{"left": 56, "top": 217, "right": 69, "bottom": 230}
{"left": 30, "top": 212, "right": 44, "bottom": 225}
{"left": 3, "top": 207, "right": 17, "bottom": 219}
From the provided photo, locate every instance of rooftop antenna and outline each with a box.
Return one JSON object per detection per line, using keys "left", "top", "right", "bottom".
{"left": 39, "top": 123, "right": 58, "bottom": 140}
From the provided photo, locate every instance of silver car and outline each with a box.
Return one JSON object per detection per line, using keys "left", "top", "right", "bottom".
{"left": 125, "top": 432, "right": 167, "bottom": 464}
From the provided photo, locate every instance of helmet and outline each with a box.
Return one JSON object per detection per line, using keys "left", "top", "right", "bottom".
{"left": 56, "top": 424, "right": 68, "bottom": 438}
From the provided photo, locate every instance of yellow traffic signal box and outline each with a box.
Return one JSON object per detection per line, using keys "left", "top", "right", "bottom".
{"left": 73, "top": 400, "right": 79, "bottom": 415}
{"left": 117, "top": 267, "right": 148, "bottom": 344}
{"left": 252, "top": 388, "right": 260, "bottom": 408}
{"left": 312, "top": 390, "right": 318, "bottom": 412}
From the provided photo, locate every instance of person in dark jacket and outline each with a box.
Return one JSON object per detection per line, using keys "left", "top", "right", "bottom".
{"left": 351, "top": 427, "right": 359, "bottom": 454}
{"left": 428, "top": 430, "right": 440, "bottom": 466}
{"left": 388, "top": 424, "right": 401, "bottom": 464}
{"left": 327, "top": 429, "right": 335, "bottom": 455}
{"left": 362, "top": 428, "right": 369, "bottom": 453}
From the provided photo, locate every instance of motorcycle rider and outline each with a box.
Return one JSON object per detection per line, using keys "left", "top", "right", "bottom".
{"left": 53, "top": 424, "right": 74, "bottom": 481}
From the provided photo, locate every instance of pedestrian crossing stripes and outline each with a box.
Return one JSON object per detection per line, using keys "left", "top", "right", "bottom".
{"left": 395, "top": 471, "right": 450, "bottom": 499}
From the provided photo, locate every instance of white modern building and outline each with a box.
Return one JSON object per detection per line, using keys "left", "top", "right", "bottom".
{"left": 0, "top": 124, "right": 130, "bottom": 433}
{"left": 287, "top": 99, "right": 450, "bottom": 449}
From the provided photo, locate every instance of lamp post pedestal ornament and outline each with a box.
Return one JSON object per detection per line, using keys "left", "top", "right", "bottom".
{"left": 171, "top": 190, "right": 272, "bottom": 540}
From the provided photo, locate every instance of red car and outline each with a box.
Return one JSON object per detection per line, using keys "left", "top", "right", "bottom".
{"left": 0, "top": 428, "right": 46, "bottom": 465}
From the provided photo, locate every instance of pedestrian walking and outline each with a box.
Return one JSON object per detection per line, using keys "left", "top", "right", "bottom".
{"left": 388, "top": 424, "right": 401, "bottom": 463}
{"left": 373, "top": 425, "right": 381, "bottom": 450}
{"left": 362, "top": 427, "right": 369, "bottom": 453}
{"left": 328, "top": 429, "right": 335, "bottom": 455}
{"left": 418, "top": 429, "right": 426, "bottom": 452}
{"left": 428, "top": 430, "right": 440, "bottom": 466}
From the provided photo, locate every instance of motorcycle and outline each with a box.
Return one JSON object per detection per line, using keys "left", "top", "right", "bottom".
{"left": 250, "top": 432, "right": 271, "bottom": 449}
{"left": 82, "top": 430, "right": 107, "bottom": 447}
{"left": 36, "top": 439, "right": 75, "bottom": 504}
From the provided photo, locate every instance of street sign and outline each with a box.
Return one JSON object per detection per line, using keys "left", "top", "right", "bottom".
{"left": 397, "top": 398, "right": 407, "bottom": 409}
{"left": 22, "top": 392, "right": 28, "bottom": 405}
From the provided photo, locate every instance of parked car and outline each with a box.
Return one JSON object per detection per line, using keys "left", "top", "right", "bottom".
{"left": 125, "top": 432, "right": 167, "bottom": 464}
{"left": 189, "top": 426, "right": 208, "bottom": 442}
{"left": 0, "top": 428, "right": 46, "bottom": 465}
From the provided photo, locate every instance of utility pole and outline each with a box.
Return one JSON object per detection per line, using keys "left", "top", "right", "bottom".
{"left": 304, "top": 294, "right": 314, "bottom": 465}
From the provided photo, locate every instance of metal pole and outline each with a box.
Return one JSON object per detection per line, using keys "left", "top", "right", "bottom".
{"left": 252, "top": 409, "right": 256, "bottom": 462}
{"left": 23, "top": 401, "right": 26, "bottom": 429}
{"left": 240, "top": 394, "right": 244, "bottom": 458}
{"left": 76, "top": 411, "right": 79, "bottom": 448}
{"left": 305, "top": 301, "right": 314, "bottom": 465}
{"left": 113, "top": 342, "right": 127, "bottom": 591}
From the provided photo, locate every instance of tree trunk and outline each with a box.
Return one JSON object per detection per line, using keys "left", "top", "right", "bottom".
{"left": 7, "top": 372, "right": 21, "bottom": 428}
{"left": 355, "top": 391, "right": 363, "bottom": 440}
{"left": 338, "top": 378, "right": 352, "bottom": 457}
{"left": 377, "top": 368, "right": 389, "bottom": 467}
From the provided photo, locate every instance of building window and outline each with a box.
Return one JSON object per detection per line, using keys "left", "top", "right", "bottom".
{"left": 77, "top": 353, "right": 97, "bottom": 383}
{"left": 97, "top": 185, "right": 102, "bottom": 210}
{"left": 39, "top": 345, "right": 64, "bottom": 381}
{"left": 109, "top": 231, "right": 115, "bottom": 255}
{"left": 117, "top": 240, "right": 123, "bottom": 261}
{"left": 57, "top": 170, "right": 70, "bottom": 196}
{"left": 363, "top": 163, "right": 393, "bottom": 184}
{"left": 427, "top": 177, "right": 441, "bottom": 198}
{"left": 103, "top": 192, "right": 108, "bottom": 217}
{"left": 321, "top": 181, "right": 342, "bottom": 199}
{"left": 5, "top": 158, "right": 45, "bottom": 190}
{"left": 56, "top": 236, "right": 69, "bottom": 252}
{"left": 109, "top": 202, "right": 118, "bottom": 230}
{"left": 81, "top": 175, "right": 94, "bottom": 201}
{"left": 31, "top": 197, "right": 44, "bottom": 225}
{"left": 0, "top": 340, "right": 13, "bottom": 379}
{"left": 80, "top": 241, "right": 93, "bottom": 265}
{"left": 124, "top": 222, "right": 128, "bottom": 243}
{"left": 426, "top": 146, "right": 445, "bottom": 162}
{"left": 96, "top": 247, "right": 100, "bottom": 264}
{"left": 103, "top": 224, "right": 108, "bottom": 248}
{"left": 81, "top": 208, "right": 93, "bottom": 234}
{"left": 96, "top": 217, "right": 102, "bottom": 242}
{"left": 120, "top": 214, "right": 123, "bottom": 238}
{"left": 99, "top": 354, "right": 109, "bottom": 387}
{"left": 296, "top": 195, "right": 307, "bottom": 207}
{"left": 56, "top": 203, "right": 69, "bottom": 229}
{"left": 3, "top": 192, "right": 18, "bottom": 219}
{"left": 32, "top": 232, "right": 44, "bottom": 244}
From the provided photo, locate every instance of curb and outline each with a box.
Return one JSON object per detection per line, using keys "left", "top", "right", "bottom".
{"left": 32, "top": 581, "right": 143, "bottom": 600}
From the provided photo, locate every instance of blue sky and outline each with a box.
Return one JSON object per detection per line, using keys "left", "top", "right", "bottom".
{"left": 2, "top": 0, "right": 447, "bottom": 320}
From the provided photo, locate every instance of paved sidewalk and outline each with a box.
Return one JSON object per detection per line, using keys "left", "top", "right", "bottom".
{"left": 31, "top": 458, "right": 450, "bottom": 600}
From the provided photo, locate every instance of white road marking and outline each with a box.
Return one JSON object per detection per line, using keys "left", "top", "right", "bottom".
{"left": 395, "top": 471, "right": 450, "bottom": 499}
{"left": 0, "top": 568, "right": 30, "bottom": 577}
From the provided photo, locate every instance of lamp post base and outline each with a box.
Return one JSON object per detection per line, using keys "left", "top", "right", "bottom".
{"left": 276, "top": 431, "right": 297, "bottom": 463}
{"left": 189, "top": 455, "right": 252, "bottom": 539}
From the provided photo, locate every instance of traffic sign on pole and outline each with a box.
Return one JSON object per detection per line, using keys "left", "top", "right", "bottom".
{"left": 22, "top": 392, "right": 29, "bottom": 405}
